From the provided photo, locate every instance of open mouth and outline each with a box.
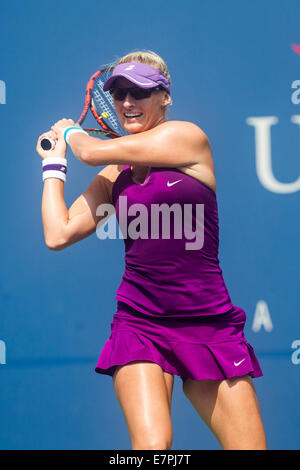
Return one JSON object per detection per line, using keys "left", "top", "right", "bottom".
{"left": 123, "top": 113, "right": 143, "bottom": 119}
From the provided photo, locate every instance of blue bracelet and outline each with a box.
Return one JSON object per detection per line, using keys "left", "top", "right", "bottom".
{"left": 63, "top": 126, "right": 88, "bottom": 144}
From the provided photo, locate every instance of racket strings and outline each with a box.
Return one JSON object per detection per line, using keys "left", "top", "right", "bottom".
{"left": 93, "top": 73, "right": 126, "bottom": 137}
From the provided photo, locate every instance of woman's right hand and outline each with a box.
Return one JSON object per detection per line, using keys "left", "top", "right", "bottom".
{"left": 36, "top": 128, "right": 67, "bottom": 160}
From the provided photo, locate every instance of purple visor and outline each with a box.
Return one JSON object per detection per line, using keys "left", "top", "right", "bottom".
{"left": 103, "top": 62, "right": 171, "bottom": 94}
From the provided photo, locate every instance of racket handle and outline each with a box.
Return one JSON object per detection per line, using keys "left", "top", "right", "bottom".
{"left": 41, "top": 137, "right": 56, "bottom": 151}
{"left": 40, "top": 124, "right": 83, "bottom": 151}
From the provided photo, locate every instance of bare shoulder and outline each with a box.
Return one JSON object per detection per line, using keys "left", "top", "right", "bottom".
{"left": 162, "top": 122, "right": 216, "bottom": 193}
{"left": 96, "top": 163, "right": 125, "bottom": 182}
{"left": 158, "top": 120, "right": 210, "bottom": 145}
{"left": 88, "top": 164, "right": 125, "bottom": 205}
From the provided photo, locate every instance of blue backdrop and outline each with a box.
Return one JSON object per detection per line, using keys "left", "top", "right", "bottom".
{"left": 0, "top": 0, "right": 299, "bottom": 450}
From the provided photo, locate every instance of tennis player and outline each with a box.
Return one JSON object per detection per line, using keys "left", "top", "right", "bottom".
{"left": 36, "top": 50, "right": 267, "bottom": 450}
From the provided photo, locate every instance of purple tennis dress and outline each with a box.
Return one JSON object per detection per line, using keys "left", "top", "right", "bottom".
{"left": 95, "top": 165, "right": 262, "bottom": 382}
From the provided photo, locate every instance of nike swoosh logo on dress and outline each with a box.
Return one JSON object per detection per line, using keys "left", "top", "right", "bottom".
{"left": 234, "top": 358, "right": 246, "bottom": 366}
{"left": 167, "top": 179, "right": 182, "bottom": 187}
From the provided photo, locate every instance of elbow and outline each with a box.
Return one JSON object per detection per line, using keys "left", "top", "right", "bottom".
{"left": 79, "top": 138, "right": 106, "bottom": 166}
{"left": 70, "top": 133, "right": 101, "bottom": 166}
{"left": 78, "top": 149, "right": 98, "bottom": 166}
{"left": 45, "top": 237, "right": 67, "bottom": 251}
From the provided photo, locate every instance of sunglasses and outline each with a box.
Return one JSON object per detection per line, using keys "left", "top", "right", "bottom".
{"left": 109, "top": 86, "right": 163, "bottom": 101}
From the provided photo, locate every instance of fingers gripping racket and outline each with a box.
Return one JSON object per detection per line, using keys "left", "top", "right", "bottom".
{"left": 40, "top": 68, "right": 126, "bottom": 150}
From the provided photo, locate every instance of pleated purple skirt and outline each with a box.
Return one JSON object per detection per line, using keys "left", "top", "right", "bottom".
{"left": 95, "top": 301, "right": 263, "bottom": 383}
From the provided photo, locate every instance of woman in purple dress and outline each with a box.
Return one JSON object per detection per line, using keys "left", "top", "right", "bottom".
{"left": 37, "top": 50, "right": 267, "bottom": 450}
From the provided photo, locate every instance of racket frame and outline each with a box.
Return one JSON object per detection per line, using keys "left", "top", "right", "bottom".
{"left": 40, "top": 68, "right": 122, "bottom": 150}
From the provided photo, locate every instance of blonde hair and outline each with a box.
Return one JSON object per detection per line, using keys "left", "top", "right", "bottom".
{"left": 116, "top": 50, "right": 171, "bottom": 84}
{"left": 106, "top": 50, "right": 172, "bottom": 116}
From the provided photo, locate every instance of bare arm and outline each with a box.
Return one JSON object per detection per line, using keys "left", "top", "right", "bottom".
{"left": 66, "top": 121, "right": 211, "bottom": 168}
{"left": 42, "top": 164, "right": 122, "bottom": 251}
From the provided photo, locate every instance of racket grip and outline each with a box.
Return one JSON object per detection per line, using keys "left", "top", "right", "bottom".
{"left": 41, "top": 137, "right": 56, "bottom": 151}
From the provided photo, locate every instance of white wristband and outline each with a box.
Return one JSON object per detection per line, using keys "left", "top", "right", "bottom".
{"left": 42, "top": 157, "right": 67, "bottom": 182}
{"left": 42, "top": 157, "right": 67, "bottom": 167}
{"left": 63, "top": 126, "right": 88, "bottom": 145}
{"left": 43, "top": 170, "right": 66, "bottom": 182}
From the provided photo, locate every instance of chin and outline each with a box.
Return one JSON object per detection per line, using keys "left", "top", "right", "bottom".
{"left": 123, "top": 122, "right": 146, "bottom": 134}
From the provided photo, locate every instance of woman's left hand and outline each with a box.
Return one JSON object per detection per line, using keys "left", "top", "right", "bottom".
{"left": 51, "top": 118, "right": 76, "bottom": 141}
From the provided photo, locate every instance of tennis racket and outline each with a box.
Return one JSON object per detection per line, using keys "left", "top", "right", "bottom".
{"left": 40, "top": 68, "right": 126, "bottom": 151}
